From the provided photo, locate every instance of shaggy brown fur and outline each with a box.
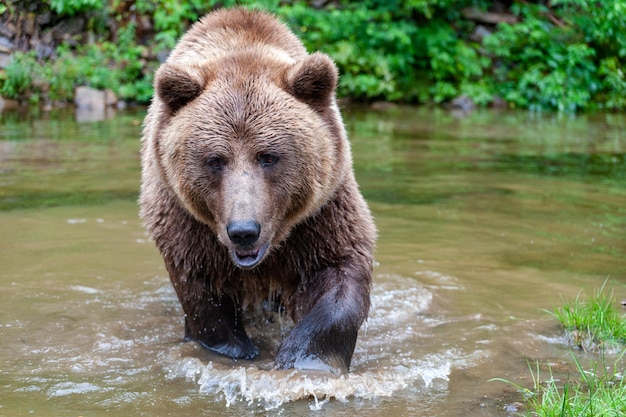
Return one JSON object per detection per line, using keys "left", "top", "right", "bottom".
{"left": 139, "top": 7, "right": 376, "bottom": 374}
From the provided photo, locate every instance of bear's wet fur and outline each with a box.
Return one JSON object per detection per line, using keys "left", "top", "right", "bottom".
{"left": 139, "top": 7, "right": 376, "bottom": 374}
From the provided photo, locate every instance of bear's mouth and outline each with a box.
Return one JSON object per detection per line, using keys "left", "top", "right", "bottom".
{"left": 232, "top": 242, "right": 269, "bottom": 269}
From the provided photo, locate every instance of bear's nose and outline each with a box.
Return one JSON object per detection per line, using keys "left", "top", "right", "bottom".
{"left": 227, "top": 220, "right": 261, "bottom": 247}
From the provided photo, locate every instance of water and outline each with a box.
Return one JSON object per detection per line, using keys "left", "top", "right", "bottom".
{"left": 0, "top": 107, "right": 624, "bottom": 416}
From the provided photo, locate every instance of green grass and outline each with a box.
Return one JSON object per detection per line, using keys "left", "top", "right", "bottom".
{"left": 548, "top": 281, "right": 626, "bottom": 353}
{"left": 491, "top": 281, "right": 626, "bottom": 416}
{"left": 491, "top": 353, "right": 626, "bottom": 417}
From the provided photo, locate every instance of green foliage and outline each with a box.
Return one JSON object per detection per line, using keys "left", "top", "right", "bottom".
{"left": 2, "top": 23, "right": 154, "bottom": 104}
{"left": 278, "top": 2, "right": 420, "bottom": 101}
{"left": 599, "top": 57, "right": 626, "bottom": 110}
{"left": 492, "top": 280, "right": 626, "bottom": 417}
{"left": 483, "top": 0, "right": 626, "bottom": 111}
{"left": 419, "top": 23, "right": 491, "bottom": 104}
{"left": 277, "top": 0, "right": 490, "bottom": 102}
{"left": 547, "top": 281, "right": 626, "bottom": 352}
{"left": 3, "top": 0, "right": 626, "bottom": 111}
{"left": 1, "top": 51, "right": 40, "bottom": 102}
{"left": 131, "top": 0, "right": 253, "bottom": 51}
{"left": 491, "top": 281, "right": 626, "bottom": 417}
{"left": 48, "top": 0, "right": 103, "bottom": 16}
{"left": 133, "top": 0, "right": 210, "bottom": 50}
{"left": 491, "top": 353, "right": 626, "bottom": 417}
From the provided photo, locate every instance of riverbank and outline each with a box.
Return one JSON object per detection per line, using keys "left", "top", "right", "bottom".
{"left": 1, "top": 0, "right": 625, "bottom": 112}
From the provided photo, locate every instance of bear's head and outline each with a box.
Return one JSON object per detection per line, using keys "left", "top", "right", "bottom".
{"left": 152, "top": 51, "right": 350, "bottom": 269}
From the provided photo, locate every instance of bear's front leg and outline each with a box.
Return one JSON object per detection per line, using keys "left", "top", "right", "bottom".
{"left": 183, "top": 292, "right": 259, "bottom": 360}
{"left": 164, "top": 255, "right": 259, "bottom": 360}
{"left": 275, "top": 265, "right": 370, "bottom": 374}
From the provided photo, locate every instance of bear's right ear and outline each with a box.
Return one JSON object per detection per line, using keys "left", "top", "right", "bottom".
{"left": 284, "top": 52, "right": 338, "bottom": 108}
{"left": 155, "top": 64, "right": 213, "bottom": 113}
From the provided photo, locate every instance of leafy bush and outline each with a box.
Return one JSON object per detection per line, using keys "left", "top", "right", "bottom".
{"left": 419, "top": 22, "right": 491, "bottom": 104}
{"left": 483, "top": 0, "right": 626, "bottom": 111}
{"left": 134, "top": 0, "right": 210, "bottom": 51}
{"left": 2, "top": 22, "right": 153, "bottom": 104}
{"left": 2, "top": 0, "right": 625, "bottom": 111}
{"left": 48, "top": 0, "right": 103, "bottom": 16}
{"left": 278, "top": 3, "right": 418, "bottom": 100}
{"left": 278, "top": 0, "right": 492, "bottom": 103}
{"left": 599, "top": 57, "right": 626, "bottom": 110}
{"left": 1, "top": 51, "right": 40, "bottom": 102}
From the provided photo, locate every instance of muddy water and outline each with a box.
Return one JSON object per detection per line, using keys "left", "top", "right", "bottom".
{"left": 0, "top": 107, "right": 624, "bottom": 416}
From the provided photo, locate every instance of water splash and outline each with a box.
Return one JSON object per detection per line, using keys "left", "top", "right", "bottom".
{"left": 163, "top": 275, "right": 485, "bottom": 410}
{"left": 166, "top": 353, "right": 454, "bottom": 410}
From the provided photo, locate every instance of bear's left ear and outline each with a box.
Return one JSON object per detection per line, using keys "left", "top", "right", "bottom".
{"left": 284, "top": 52, "right": 338, "bottom": 108}
{"left": 155, "top": 63, "right": 214, "bottom": 113}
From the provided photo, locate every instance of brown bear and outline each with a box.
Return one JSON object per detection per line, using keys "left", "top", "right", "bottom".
{"left": 139, "top": 7, "right": 376, "bottom": 374}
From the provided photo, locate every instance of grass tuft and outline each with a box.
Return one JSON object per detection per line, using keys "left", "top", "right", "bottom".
{"left": 547, "top": 280, "right": 626, "bottom": 353}
{"left": 491, "top": 353, "right": 626, "bottom": 417}
{"left": 491, "top": 281, "right": 626, "bottom": 416}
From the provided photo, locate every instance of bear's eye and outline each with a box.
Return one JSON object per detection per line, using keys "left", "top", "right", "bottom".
{"left": 258, "top": 153, "right": 279, "bottom": 167}
{"left": 207, "top": 156, "right": 225, "bottom": 172}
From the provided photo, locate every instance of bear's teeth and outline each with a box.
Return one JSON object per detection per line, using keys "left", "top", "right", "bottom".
{"left": 232, "top": 243, "right": 269, "bottom": 269}
{"left": 236, "top": 249, "right": 259, "bottom": 258}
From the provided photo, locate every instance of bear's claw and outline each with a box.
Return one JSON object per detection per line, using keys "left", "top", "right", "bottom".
{"left": 196, "top": 337, "right": 259, "bottom": 360}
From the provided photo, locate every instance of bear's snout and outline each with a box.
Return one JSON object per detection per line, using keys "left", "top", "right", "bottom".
{"left": 227, "top": 220, "right": 261, "bottom": 247}
{"left": 226, "top": 220, "right": 269, "bottom": 269}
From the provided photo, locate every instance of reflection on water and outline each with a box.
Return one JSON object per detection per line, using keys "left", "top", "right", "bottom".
{"left": 0, "top": 107, "right": 624, "bottom": 416}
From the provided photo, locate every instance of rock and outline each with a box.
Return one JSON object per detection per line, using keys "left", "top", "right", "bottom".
{"left": 74, "top": 87, "right": 118, "bottom": 122}
{"left": 36, "top": 11, "right": 52, "bottom": 26}
{"left": 311, "top": 0, "right": 330, "bottom": 8}
{"left": 0, "top": 21, "right": 14, "bottom": 38}
{"left": 104, "top": 89, "right": 117, "bottom": 107}
{"left": 74, "top": 86, "right": 117, "bottom": 110}
{"left": 138, "top": 15, "right": 152, "bottom": 32}
{"left": 0, "top": 96, "right": 21, "bottom": 111}
{"left": 462, "top": 7, "right": 518, "bottom": 25}
{"left": 0, "top": 36, "right": 13, "bottom": 53}
{"left": 32, "top": 31, "right": 54, "bottom": 60}
{"left": 74, "top": 86, "right": 111, "bottom": 109}
{"left": 450, "top": 95, "right": 476, "bottom": 112}
{"left": 0, "top": 52, "right": 12, "bottom": 69}
{"left": 156, "top": 49, "right": 170, "bottom": 64}
{"left": 371, "top": 101, "right": 397, "bottom": 111}
{"left": 23, "top": 13, "right": 37, "bottom": 35}
{"left": 490, "top": 96, "right": 508, "bottom": 109}
{"left": 51, "top": 18, "right": 85, "bottom": 41}
{"left": 469, "top": 25, "right": 492, "bottom": 43}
